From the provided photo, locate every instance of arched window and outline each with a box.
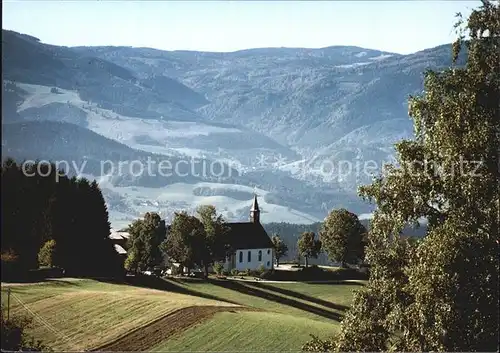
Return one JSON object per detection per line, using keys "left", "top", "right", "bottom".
{"left": 239, "top": 251, "right": 243, "bottom": 263}
{"left": 247, "top": 251, "right": 251, "bottom": 262}
{"left": 267, "top": 249, "right": 271, "bottom": 255}
{"left": 258, "top": 250, "right": 262, "bottom": 261}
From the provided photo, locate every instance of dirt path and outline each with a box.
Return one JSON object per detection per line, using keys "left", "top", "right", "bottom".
{"left": 91, "top": 305, "right": 260, "bottom": 352}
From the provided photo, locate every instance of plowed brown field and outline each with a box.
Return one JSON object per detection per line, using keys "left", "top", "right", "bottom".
{"left": 92, "top": 305, "right": 260, "bottom": 352}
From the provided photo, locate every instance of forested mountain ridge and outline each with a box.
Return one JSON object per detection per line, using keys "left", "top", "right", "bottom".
{"left": 2, "top": 29, "right": 466, "bottom": 226}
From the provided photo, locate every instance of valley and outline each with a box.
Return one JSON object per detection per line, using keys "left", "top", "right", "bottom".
{"left": 1, "top": 29, "right": 464, "bottom": 226}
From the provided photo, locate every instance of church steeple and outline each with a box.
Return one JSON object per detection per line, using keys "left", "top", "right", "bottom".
{"left": 250, "top": 194, "right": 260, "bottom": 224}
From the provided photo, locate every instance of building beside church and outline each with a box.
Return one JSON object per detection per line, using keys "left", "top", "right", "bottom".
{"left": 223, "top": 195, "right": 274, "bottom": 272}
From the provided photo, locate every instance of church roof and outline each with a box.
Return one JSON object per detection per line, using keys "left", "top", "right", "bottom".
{"left": 226, "top": 222, "right": 273, "bottom": 250}
{"left": 250, "top": 194, "right": 260, "bottom": 211}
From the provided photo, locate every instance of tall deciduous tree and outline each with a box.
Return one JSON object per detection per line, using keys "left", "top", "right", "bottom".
{"left": 196, "top": 205, "right": 231, "bottom": 278}
{"left": 297, "top": 232, "right": 321, "bottom": 268}
{"left": 271, "top": 234, "right": 288, "bottom": 267}
{"left": 161, "top": 211, "right": 205, "bottom": 275}
{"left": 304, "top": 2, "right": 499, "bottom": 351}
{"left": 319, "top": 209, "right": 366, "bottom": 267}
{"left": 125, "top": 212, "right": 166, "bottom": 273}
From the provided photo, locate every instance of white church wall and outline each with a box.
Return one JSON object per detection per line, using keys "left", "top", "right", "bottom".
{"left": 224, "top": 248, "right": 273, "bottom": 272}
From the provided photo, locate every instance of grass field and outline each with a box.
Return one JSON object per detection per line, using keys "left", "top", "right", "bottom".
{"left": 153, "top": 311, "right": 335, "bottom": 352}
{"left": 1, "top": 276, "right": 364, "bottom": 352}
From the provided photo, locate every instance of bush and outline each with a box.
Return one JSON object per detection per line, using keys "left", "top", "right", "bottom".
{"left": 1, "top": 250, "right": 23, "bottom": 281}
{"left": 230, "top": 268, "right": 239, "bottom": 276}
{"left": 302, "top": 334, "right": 335, "bottom": 352}
{"left": 38, "top": 240, "right": 57, "bottom": 268}
{"left": 257, "top": 264, "right": 266, "bottom": 275}
{"left": 1, "top": 305, "right": 52, "bottom": 351}
{"left": 213, "top": 262, "right": 224, "bottom": 275}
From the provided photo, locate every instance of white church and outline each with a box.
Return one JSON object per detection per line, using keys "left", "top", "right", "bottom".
{"left": 222, "top": 195, "right": 274, "bottom": 272}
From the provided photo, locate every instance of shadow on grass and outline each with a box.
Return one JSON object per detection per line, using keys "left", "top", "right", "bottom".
{"left": 247, "top": 281, "right": 350, "bottom": 312}
{"left": 95, "top": 275, "right": 239, "bottom": 305}
{"left": 262, "top": 267, "right": 368, "bottom": 282}
{"left": 209, "top": 279, "right": 344, "bottom": 322}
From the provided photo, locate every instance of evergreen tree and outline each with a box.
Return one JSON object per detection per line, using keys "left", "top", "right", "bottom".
{"left": 1, "top": 159, "right": 122, "bottom": 279}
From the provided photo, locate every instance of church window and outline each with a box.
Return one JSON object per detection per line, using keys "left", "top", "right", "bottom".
{"left": 248, "top": 251, "right": 251, "bottom": 262}
{"left": 267, "top": 249, "right": 270, "bottom": 255}
{"left": 258, "top": 250, "right": 262, "bottom": 261}
{"left": 267, "top": 261, "right": 270, "bottom": 267}
{"left": 239, "top": 251, "right": 243, "bottom": 263}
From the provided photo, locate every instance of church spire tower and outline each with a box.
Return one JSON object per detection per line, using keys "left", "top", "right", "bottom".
{"left": 250, "top": 194, "right": 260, "bottom": 224}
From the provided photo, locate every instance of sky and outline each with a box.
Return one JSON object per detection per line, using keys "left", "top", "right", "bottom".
{"left": 2, "top": 0, "right": 481, "bottom": 55}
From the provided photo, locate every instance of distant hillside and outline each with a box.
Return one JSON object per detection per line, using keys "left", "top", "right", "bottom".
{"left": 1, "top": 29, "right": 468, "bottom": 225}
{"left": 2, "top": 30, "right": 208, "bottom": 121}
{"left": 1, "top": 120, "right": 238, "bottom": 186}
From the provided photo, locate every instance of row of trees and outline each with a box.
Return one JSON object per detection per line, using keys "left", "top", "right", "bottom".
{"left": 1, "top": 159, "right": 123, "bottom": 279}
{"left": 124, "top": 205, "right": 232, "bottom": 277}
{"left": 304, "top": 2, "right": 499, "bottom": 351}
{"left": 273, "top": 209, "right": 367, "bottom": 268}
{"left": 124, "top": 206, "right": 368, "bottom": 277}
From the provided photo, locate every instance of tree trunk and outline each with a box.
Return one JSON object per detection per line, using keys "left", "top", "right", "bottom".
{"left": 204, "top": 263, "right": 209, "bottom": 279}
{"left": 276, "top": 258, "right": 280, "bottom": 267}
{"left": 305, "top": 256, "right": 309, "bottom": 268}
{"left": 341, "top": 261, "right": 347, "bottom": 268}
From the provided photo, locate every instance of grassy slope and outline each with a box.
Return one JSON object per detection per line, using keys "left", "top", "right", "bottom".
{"left": 152, "top": 279, "right": 362, "bottom": 351}
{"left": 1, "top": 277, "right": 364, "bottom": 352}
{"left": 153, "top": 311, "right": 335, "bottom": 352}
{"left": 0, "top": 278, "right": 233, "bottom": 351}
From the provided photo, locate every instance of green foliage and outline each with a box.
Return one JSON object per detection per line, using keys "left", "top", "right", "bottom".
{"left": 38, "top": 240, "right": 57, "bottom": 268}
{"left": 271, "top": 234, "right": 288, "bottom": 266}
{"left": 1, "top": 249, "right": 21, "bottom": 280}
{"left": 161, "top": 211, "right": 205, "bottom": 271}
{"left": 1, "top": 159, "right": 122, "bottom": 279}
{"left": 213, "top": 262, "right": 224, "bottom": 275}
{"left": 230, "top": 268, "right": 239, "bottom": 276}
{"left": 297, "top": 232, "right": 321, "bottom": 267}
{"left": 302, "top": 334, "right": 335, "bottom": 352}
{"left": 125, "top": 212, "right": 166, "bottom": 273}
{"left": 257, "top": 264, "right": 266, "bottom": 274}
{"left": 159, "top": 205, "right": 230, "bottom": 277}
{"left": 265, "top": 223, "right": 322, "bottom": 262}
{"left": 1, "top": 305, "right": 52, "bottom": 352}
{"left": 319, "top": 209, "right": 366, "bottom": 266}
{"left": 196, "top": 205, "right": 231, "bottom": 276}
{"left": 305, "top": 2, "right": 500, "bottom": 351}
